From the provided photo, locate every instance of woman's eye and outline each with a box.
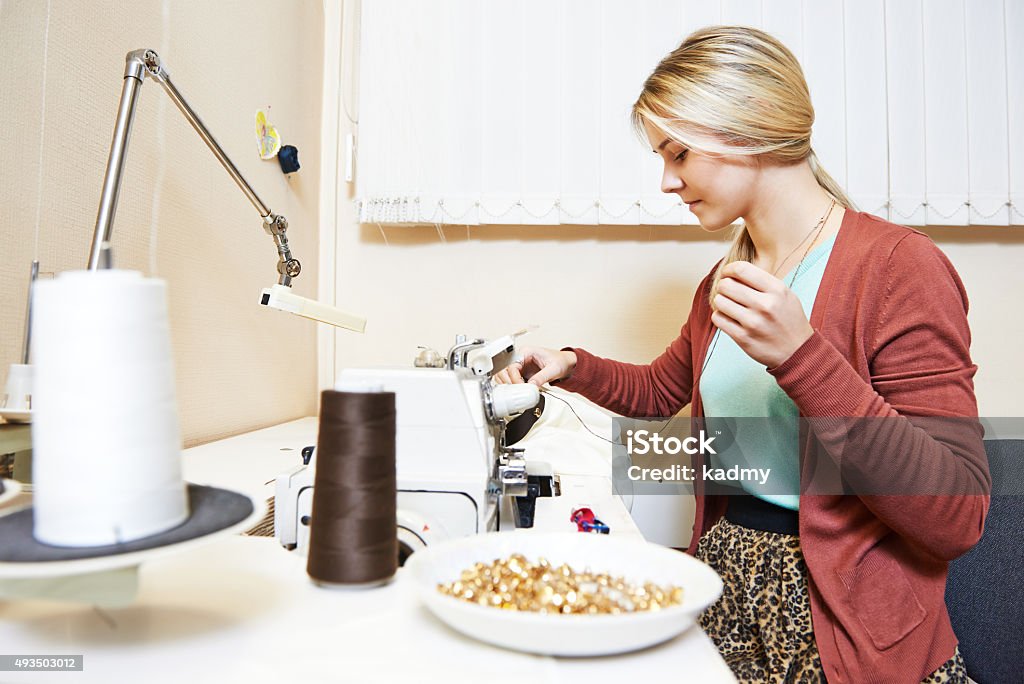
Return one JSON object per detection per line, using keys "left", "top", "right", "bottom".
{"left": 674, "top": 150, "right": 688, "bottom": 162}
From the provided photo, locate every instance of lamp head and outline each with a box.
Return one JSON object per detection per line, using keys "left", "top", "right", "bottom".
{"left": 259, "top": 284, "right": 365, "bottom": 333}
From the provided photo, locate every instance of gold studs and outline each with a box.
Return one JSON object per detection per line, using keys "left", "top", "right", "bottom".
{"left": 436, "top": 555, "right": 684, "bottom": 615}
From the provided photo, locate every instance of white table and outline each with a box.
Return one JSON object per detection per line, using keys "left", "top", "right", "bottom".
{"left": 0, "top": 419, "right": 736, "bottom": 683}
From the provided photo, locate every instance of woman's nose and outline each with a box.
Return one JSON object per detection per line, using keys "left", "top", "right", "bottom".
{"left": 661, "top": 165, "right": 683, "bottom": 194}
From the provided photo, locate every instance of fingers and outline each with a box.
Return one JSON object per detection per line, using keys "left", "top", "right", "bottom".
{"left": 711, "top": 291, "right": 756, "bottom": 331}
{"left": 497, "top": 346, "right": 570, "bottom": 387}
{"left": 508, "top": 362, "right": 525, "bottom": 384}
{"left": 528, "top": 363, "right": 564, "bottom": 387}
{"left": 716, "top": 276, "right": 764, "bottom": 309}
{"left": 717, "top": 273, "right": 791, "bottom": 329}
{"left": 519, "top": 348, "right": 546, "bottom": 372}
{"left": 710, "top": 309, "right": 743, "bottom": 342}
{"left": 720, "top": 260, "right": 779, "bottom": 293}
{"left": 494, "top": 362, "right": 525, "bottom": 384}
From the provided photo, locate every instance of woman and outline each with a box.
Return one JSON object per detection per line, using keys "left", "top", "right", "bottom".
{"left": 497, "top": 26, "right": 990, "bottom": 683}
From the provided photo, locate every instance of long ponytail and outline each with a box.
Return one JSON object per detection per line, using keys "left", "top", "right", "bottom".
{"left": 808, "top": 149, "right": 855, "bottom": 210}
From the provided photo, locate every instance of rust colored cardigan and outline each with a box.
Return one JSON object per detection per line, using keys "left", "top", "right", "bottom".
{"left": 558, "top": 210, "right": 991, "bottom": 683}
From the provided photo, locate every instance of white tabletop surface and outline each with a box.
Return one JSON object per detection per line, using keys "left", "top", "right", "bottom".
{"left": 0, "top": 418, "right": 736, "bottom": 683}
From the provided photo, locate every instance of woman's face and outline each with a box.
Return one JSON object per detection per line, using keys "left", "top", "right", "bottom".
{"left": 642, "top": 120, "right": 759, "bottom": 232}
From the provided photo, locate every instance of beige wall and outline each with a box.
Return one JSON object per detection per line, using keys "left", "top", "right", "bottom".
{"left": 926, "top": 227, "right": 1024, "bottom": 419}
{"left": 1, "top": 0, "right": 324, "bottom": 446}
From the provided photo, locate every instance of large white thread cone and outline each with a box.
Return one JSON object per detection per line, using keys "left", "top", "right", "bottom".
{"left": 31, "top": 270, "right": 188, "bottom": 547}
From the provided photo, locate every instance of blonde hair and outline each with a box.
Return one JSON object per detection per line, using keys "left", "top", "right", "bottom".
{"left": 631, "top": 26, "right": 854, "bottom": 306}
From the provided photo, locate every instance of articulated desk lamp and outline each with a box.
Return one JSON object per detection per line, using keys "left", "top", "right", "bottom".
{"left": 90, "top": 49, "right": 364, "bottom": 332}
{"left": 0, "top": 50, "right": 363, "bottom": 602}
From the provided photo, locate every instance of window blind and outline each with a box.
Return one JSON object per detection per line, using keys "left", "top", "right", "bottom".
{"left": 354, "top": 0, "right": 1024, "bottom": 226}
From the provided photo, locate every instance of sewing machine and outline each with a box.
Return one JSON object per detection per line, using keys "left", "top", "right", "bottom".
{"left": 275, "top": 335, "right": 550, "bottom": 562}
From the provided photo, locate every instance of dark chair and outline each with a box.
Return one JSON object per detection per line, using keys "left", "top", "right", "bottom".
{"left": 945, "top": 439, "right": 1024, "bottom": 684}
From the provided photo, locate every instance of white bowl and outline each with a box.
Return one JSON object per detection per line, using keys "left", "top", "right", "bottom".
{"left": 405, "top": 531, "right": 722, "bottom": 656}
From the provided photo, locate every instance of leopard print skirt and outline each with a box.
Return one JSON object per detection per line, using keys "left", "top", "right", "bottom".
{"left": 694, "top": 518, "right": 968, "bottom": 683}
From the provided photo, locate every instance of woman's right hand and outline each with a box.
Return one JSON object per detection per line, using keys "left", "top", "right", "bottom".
{"left": 493, "top": 346, "right": 577, "bottom": 386}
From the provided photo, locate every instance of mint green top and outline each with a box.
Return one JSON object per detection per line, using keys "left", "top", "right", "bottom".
{"left": 698, "top": 233, "right": 837, "bottom": 510}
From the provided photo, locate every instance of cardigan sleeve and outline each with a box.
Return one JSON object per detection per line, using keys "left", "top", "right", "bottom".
{"left": 556, "top": 274, "right": 713, "bottom": 419}
{"left": 769, "top": 233, "right": 990, "bottom": 560}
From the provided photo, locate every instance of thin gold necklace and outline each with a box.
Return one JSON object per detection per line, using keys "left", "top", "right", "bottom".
{"left": 702, "top": 198, "right": 837, "bottom": 373}
{"left": 770, "top": 198, "right": 837, "bottom": 285}
{"left": 783, "top": 199, "right": 835, "bottom": 288}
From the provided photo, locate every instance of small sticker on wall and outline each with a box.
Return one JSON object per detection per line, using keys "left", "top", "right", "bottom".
{"left": 256, "top": 110, "right": 281, "bottom": 160}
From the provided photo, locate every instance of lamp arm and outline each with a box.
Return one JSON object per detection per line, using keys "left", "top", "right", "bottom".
{"left": 89, "top": 49, "right": 301, "bottom": 286}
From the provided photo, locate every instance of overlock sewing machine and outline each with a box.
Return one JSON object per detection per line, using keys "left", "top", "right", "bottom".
{"left": 274, "top": 334, "right": 556, "bottom": 563}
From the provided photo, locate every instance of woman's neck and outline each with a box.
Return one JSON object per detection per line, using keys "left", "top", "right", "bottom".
{"left": 743, "top": 162, "right": 844, "bottom": 275}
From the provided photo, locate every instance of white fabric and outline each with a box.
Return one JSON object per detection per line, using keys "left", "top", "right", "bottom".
{"left": 519, "top": 387, "right": 617, "bottom": 477}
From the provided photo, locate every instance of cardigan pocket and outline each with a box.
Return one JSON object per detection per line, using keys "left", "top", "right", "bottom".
{"left": 838, "top": 549, "right": 926, "bottom": 651}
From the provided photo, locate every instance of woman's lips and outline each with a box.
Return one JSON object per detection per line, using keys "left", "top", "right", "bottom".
{"left": 686, "top": 200, "right": 701, "bottom": 208}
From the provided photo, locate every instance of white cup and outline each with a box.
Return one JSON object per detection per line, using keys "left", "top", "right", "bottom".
{"left": 2, "top": 363, "right": 33, "bottom": 410}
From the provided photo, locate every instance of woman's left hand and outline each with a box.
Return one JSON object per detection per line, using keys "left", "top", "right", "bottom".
{"left": 710, "top": 261, "right": 815, "bottom": 369}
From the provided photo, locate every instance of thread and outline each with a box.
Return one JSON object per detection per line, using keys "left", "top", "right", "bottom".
{"left": 307, "top": 389, "right": 397, "bottom": 587}
{"left": 30, "top": 0, "right": 52, "bottom": 262}
{"left": 31, "top": 270, "right": 187, "bottom": 547}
